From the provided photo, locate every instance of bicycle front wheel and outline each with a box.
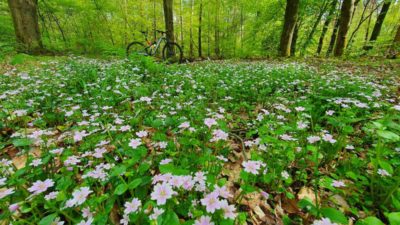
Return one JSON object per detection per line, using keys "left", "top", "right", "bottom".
{"left": 162, "top": 42, "right": 183, "bottom": 63}
{"left": 126, "top": 42, "right": 148, "bottom": 57}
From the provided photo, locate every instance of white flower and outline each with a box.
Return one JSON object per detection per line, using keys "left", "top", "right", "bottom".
{"left": 307, "top": 136, "right": 321, "bottom": 144}
{"left": 281, "top": 171, "right": 290, "bottom": 179}
{"left": 377, "top": 169, "right": 390, "bottom": 177}
{"left": 204, "top": 118, "right": 217, "bottom": 128}
{"left": 312, "top": 218, "right": 338, "bottom": 225}
{"left": 332, "top": 180, "right": 345, "bottom": 188}
{"left": 136, "top": 130, "right": 148, "bottom": 138}
{"left": 124, "top": 198, "right": 141, "bottom": 214}
{"left": 149, "top": 207, "right": 164, "bottom": 220}
{"left": 65, "top": 187, "right": 92, "bottom": 208}
{"left": 129, "top": 138, "right": 142, "bottom": 149}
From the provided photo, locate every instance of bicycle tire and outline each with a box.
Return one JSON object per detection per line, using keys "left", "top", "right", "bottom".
{"left": 162, "top": 42, "right": 183, "bottom": 63}
{"left": 126, "top": 42, "right": 147, "bottom": 57}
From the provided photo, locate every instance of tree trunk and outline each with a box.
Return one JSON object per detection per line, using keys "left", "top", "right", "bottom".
{"left": 388, "top": 24, "right": 400, "bottom": 58}
{"left": 364, "top": 2, "right": 373, "bottom": 44}
{"left": 301, "top": 0, "right": 329, "bottom": 56}
{"left": 327, "top": 13, "right": 340, "bottom": 56}
{"left": 394, "top": 24, "right": 400, "bottom": 44}
{"left": 291, "top": 21, "right": 300, "bottom": 56}
{"left": 8, "top": 0, "right": 43, "bottom": 54}
{"left": 189, "top": 0, "right": 194, "bottom": 59}
{"left": 163, "top": 0, "right": 175, "bottom": 43}
{"left": 153, "top": 0, "right": 157, "bottom": 41}
{"left": 317, "top": 0, "right": 338, "bottom": 55}
{"left": 214, "top": 0, "right": 220, "bottom": 58}
{"left": 365, "top": 1, "right": 391, "bottom": 50}
{"left": 347, "top": 0, "right": 379, "bottom": 49}
{"left": 198, "top": 0, "right": 203, "bottom": 58}
{"left": 179, "top": 0, "right": 184, "bottom": 47}
{"left": 240, "top": 7, "right": 244, "bottom": 50}
{"left": 334, "top": 0, "right": 354, "bottom": 57}
{"left": 279, "top": 0, "right": 300, "bottom": 57}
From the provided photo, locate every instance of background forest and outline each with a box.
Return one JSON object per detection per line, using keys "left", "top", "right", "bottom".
{"left": 0, "top": 0, "right": 399, "bottom": 59}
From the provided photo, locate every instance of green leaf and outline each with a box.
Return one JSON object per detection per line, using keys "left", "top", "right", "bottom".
{"left": 12, "top": 138, "right": 32, "bottom": 147}
{"left": 114, "top": 183, "right": 128, "bottom": 195}
{"left": 387, "top": 212, "right": 400, "bottom": 225}
{"left": 111, "top": 165, "right": 127, "bottom": 177}
{"left": 320, "top": 208, "right": 347, "bottom": 224}
{"left": 379, "top": 160, "right": 394, "bottom": 174}
{"left": 128, "top": 178, "right": 142, "bottom": 190}
{"left": 138, "top": 163, "right": 151, "bottom": 175}
{"left": 159, "top": 210, "right": 180, "bottom": 225}
{"left": 39, "top": 213, "right": 57, "bottom": 225}
{"left": 355, "top": 217, "right": 385, "bottom": 225}
{"left": 159, "top": 164, "right": 190, "bottom": 175}
{"left": 377, "top": 130, "right": 399, "bottom": 141}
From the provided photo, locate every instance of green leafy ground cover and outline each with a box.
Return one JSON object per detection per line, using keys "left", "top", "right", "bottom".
{"left": 0, "top": 57, "right": 400, "bottom": 225}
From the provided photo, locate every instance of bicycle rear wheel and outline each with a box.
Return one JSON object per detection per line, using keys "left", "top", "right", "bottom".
{"left": 162, "top": 42, "right": 183, "bottom": 63}
{"left": 126, "top": 42, "right": 148, "bottom": 57}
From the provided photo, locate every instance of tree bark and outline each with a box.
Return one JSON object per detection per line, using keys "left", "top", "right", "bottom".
{"left": 279, "top": 0, "right": 300, "bottom": 57}
{"left": 153, "top": 0, "right": 157, "bottom": 41}
{"left": 163, "top": 0, "right": 175, "bottom": 44}
{"left": 394, "top": 24, "right": 400, "bottom": 44}
{"left": 334, "top": 0, "right": 354, "bottom": 57}
{"left": 189, "top": 0, "right": 194, "bottom": 59}
{"left": 291, "top": 21, "right": 300, "bottom": 56}
{"left": 327, "top": 12, "right": 340, "bottom": 56}
{"left": 388, "top": 24, "right": 400, "bottom": 58}
{"left": 365, "top": 0, "right": 391, "bottom": 50}
{"left": 214, "top": 0, "right": 220, "bottom": 58}
{"left": 8, "top": 0, "right": 43, "bottom": 54}
{"left": 198, "top": 0, "right": 203, "bottom": 58}
{"left": 317, "top": 0, "right": 338, "bottom": 55}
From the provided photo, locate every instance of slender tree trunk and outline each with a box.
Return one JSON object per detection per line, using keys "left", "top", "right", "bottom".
{"left": 301, "top": 1, "right": 329, "bottom": 56}
{"left": 8, "top": 0, "right": 43, "bottom": 54}
{"left": 327, "top": 13, "right": 341, "bottom": 56}
{"left": 198, "top": 0, "right": 203, "bottom": 58}
{"left": 279, "top": 0, "right": 300, "bottom": 57}
{"left": 37, "top": 7, "right": 52, "bottom": 45}
{"left": 240, "top": 7, "right": 244, "bottom": 51}
{"left": 365, "top": 1, "right": 391, "bottom": 50}
{"left": 214, "top": 0, "right": 220, "bottom": 58}
{"left": 388, "top": 24, "right": 400, "bottom": 58}
{"left": 189, "top": 0, "right": 194, "bottom": 59}
{"left": 163, "top": 0, "right": 175, "bottom": 44}
{"left": 364, "top": 3, "right": 373, "bottom": 44}
{"left": 347, "top": 0, "right": 382, "bottom": 49}
{"left": 350, "top": 0, "right": 361, "bottom": 24}
{"left": 334, "top": 0, "right": 354, "bottom": 57}
{"left": 92, "top": 0, "right": 115, "bottom": 46}
{"left": 317, "top": 0, "right": 338, "bottom": 55}
{"left": 291, "top": 21, "right": 300, "bottom": 56}
{"left": 179, "top": 0, "right": 184, "bottom": 49}
{"left": 207, "top": 3, "right": 211, "bottom": 57}
{"left": 301, "top": 2, "right": 328, "bottom": 56}
{"left": 394, "top": 24, "right": 400, "bottom": 44}
{"left": 153, "top": 0, "right": 157, "bottom": 41}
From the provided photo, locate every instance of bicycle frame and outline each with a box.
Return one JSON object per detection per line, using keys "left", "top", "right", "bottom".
{"left": 147, "top": 37, "right": 167, "bottom": 56}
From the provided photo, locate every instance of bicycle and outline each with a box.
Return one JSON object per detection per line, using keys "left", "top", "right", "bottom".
{"left": 126, "top": 30, "right": 183, "bottom": 63}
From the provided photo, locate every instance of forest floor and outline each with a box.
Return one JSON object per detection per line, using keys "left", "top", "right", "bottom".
{"left": 0, "top": 55, "right": 400, "bottom": 225}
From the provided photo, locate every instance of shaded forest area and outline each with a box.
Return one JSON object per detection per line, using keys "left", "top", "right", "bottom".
{"left": 0, "top": 0, "right": 399, "bottom": 60}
